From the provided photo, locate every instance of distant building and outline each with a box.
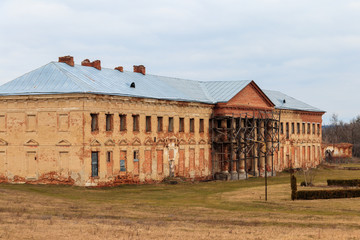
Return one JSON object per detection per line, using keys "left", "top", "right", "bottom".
{"left": 0, "top": 56, "right": 325, "bottom": 186}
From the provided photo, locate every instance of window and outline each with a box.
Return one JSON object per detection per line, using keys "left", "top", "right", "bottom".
{"left": 120, "top": 160, "right": 126, "bottom": 172}
{"left": 297, "top": 123, "right": 300, "bottom": 134}
{"left": 286, "top": 122, "right": 289, "bottom": 139}
{"left": 179, "top": 118, "right": 184, "bottom": 132}
{"left": 291, "top": 122, "right": 294, "bottom": 134}
{"left": 302, "top": 123, "right": 305, "bottom": 134}
{"left": 106, "top": 113, "right": 113, "bottom": 131}
{"left": 280, "top": 122, "right": 283, "bottom": 134}
{"left": 90, "top": 113, "right": 98, "bottom": 132}
{"left": 91, "top": 151, "right": 98, "bottom": 177}
{"left": 106, "top": 151, "right": 112, "bottom": 163}
{"left": 312, "top": 123, "right": 315, "bottom": 134}
{"left": 317, "top": 123, "right": 320, "bottom": 135}
{"left": 190, "top": 118, "right": 194, "bottom": 132}
{"left": 120, "top": 114, "right": 126, "bottom": 131}
{"left": 168, "top": 117, "right": 173, "bottom": 132}
{"left": 133, "top": 150, "right": 139, "bottom": 161}
{"left": 199, "top": 119, "right": 204, "bottom": 132}
{"left": 146, "top": 116, "right": 151, "bottom": 132}
{"left": 133, "top": 115, "right": 139, "bottom": 132}
{"left": 217, "top": 120, "right": 222, "bottom": 128}
{"left": 157, "top": 117, "right": 163, "bottom": 132}
{"left": 307, "top": 123, "right": 310, "bottom": 134}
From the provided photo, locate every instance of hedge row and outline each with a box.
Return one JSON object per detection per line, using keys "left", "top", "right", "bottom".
{"left": 296, "top": 189, "right": 360, "bottom": 200}
{"left": 327, "top": 179, "right": 360, "bottom": 187}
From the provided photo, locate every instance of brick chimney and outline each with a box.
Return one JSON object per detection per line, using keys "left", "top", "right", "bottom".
{"left": 58, "top": 56, "right": 74, "bottom": 67}
{"left": 115, "top": 66, "right": 123, "bottom": 72}
{"left": 133, "top": 65, "right": 145, "bottom": 75}
{"left": 81, "top": 59, "right": 101, "bottom": 70}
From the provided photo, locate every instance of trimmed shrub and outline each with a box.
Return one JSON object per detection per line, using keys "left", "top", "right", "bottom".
{"left": 290, "top": 174, "right": 297, "bottom": 200}
{"left": 327, "top": 179, "right": 360, "bottom": 187}
{"left": 297, "top": 189, "right": 360, "bottom": 200}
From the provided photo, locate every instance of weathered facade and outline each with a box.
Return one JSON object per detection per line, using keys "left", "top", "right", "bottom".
{"left": 0, "top": 56, "right": 325, "bottom": 186}
{"left": 322, "top": 143, "right": 353, "bottom": 160}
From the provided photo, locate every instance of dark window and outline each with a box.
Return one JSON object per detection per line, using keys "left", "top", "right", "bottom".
{"left": 190, "top": 118, "right": 194, "bottom": 132}
{"left": 157, "top": 117, "right": 163, "bottom": 132}
{"left": 217, "top": 120, "right": 222, "bottom": 128}
{"left": 312, "top": 123, "right": 315, "bottom": 134}
{"left": 133, "top": 150, "right": 139, "bottom": 161}
{"left": 199, "top": 119, "right": 204, "bottom": 132}
{"left": 286, "top": 122, "right": 289, "bottom": 139}
{"left": 91, "top": 151, "right": 98, "bottom": 177}
{"left": 120, "top": 114, "right": 126, "bottom": 131}
{"left": 106, "top": 113, "right": 113, "bottom": 131}
{"left": 106, "top": 151, "right": 112, "bottom": 163}
{"left": 307, "top": 123, "right": 310, "bottom": 134}
{"left": 120, "top": 160, "right": 126, "bottom": 172}
{"left": 90, "top": 113, "right": 98, "bottom": 132}
{"left": 227, "top": 119, "right": 231, "bottom": 128}
{"left": 133, "top": 115, "right": 139, "bottom": 132}
{"left": 280, "top": 122, "right": 283, "bottom": 134}
{"left": 317, "top": 123, "right": 320, "bottom": 135}
{"left": 168, "top": 117, "right": 173, "bottom": 132}
{"left": 302, "top": 123, "right": 305, "bottom": 134}
{"left": 146, "top": 116, "right": 151, "bottom": 132}
{"left": 297, "top": 123, "right": 300, "bottom": 134}
{"left": 179, "top": 118, "right": 184, "bottom": 132}
{"left": 291, "top": 122, "right": 294, "bottom": 134}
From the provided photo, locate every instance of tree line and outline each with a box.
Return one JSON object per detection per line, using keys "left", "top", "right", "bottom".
{"left": 322, "top": 114, "right": 360, "bottom": 157}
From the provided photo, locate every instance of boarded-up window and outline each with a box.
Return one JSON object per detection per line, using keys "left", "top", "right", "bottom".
{"left": 90, "top": 114, "right": 99, "bottom": 132}
{"left": 133, "top": 150, "right": 139, "bottom": 175}
{"left": 27, "top": 115, "right": 36, "bottom": 132}
{"left": 168, "top": 117, "right": 173, "bottom": 132}
{"left": 199, "top": 119, "right": 204, "bottom": 133}
{"left": 143, "top": 150, "right": 152, "bottom": 174}
{"left": 312, "top": 123, "right": 315, "bottom": 134}
{"left": 59, "top": 151, "right": 69, "bottom": 172}
{"left": 106, "top": 151, "right": 112, "bottom": 163}
{"left": 179, "top": 118, "right": 184, "bottom": 132}
{"left": 146, "top": 116, "right": 151, "bottom": 132}
{"left": 91, "top": 152, "right": 98, "bottom": 177}
{"left": 157, "top": 117, "right": 163, "bottom": 132}
{"left": 189, "top": 148, "right": 195, "bottom": 172}
{"left": 307, "top": 123, "right": 310, "bottom": 134}
{"left": 190, "top": 118, "right": 194, "bottom": 132}
{"left": 120, "top": 114, "right": 127, "bottom": 131}
{"left": 199, "top": 148, "right": 205, "bottom": 172}
{"left": 133, "top": 115, "right": 139, "bottom": 132}
{"left": 120, "top": 150, "right": 127, "bottom": 172}
{"left": 178, "top": 149, "right": 185, "bottom": 176}
{"left": 302, "top": 123, "right": 305, "bottom": 134}
{"left": 106, "top": 114, "right": 113, "bottom": 131}
{"left": 26, "top": 151, "right": 37, "bottom": 177}
{"left": 58, "top": 114, "right": 68, "bottom": 131}
{"left": 156, "top": 150, "right": 163, "bottom": 174}
{"left": 0, "top": 115, "right": 5, "bottom": 132}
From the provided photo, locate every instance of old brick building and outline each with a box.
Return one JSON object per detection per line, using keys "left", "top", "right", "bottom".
{"left": 0, "top": 56, "right": 325, "bottom": 186}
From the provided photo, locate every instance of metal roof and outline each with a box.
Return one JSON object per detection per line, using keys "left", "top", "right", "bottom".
{"left": 0, "top": 61, "right": 324, "bottom": 112}
{"left": 263, "top": 90, "right": 324, "bottom": 112}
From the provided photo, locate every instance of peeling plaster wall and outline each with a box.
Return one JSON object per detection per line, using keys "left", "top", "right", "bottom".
{"left": 322, "top": 143, "right": 353, "bottom": 159}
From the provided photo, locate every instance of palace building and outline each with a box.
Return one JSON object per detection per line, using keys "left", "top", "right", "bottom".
{"left": 0, "top": 56, "right": 325, "bottom": 186}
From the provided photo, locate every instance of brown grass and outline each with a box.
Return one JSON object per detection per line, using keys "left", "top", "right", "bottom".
{"left": 1, "top": 167, "right": 360, "bottom": 239}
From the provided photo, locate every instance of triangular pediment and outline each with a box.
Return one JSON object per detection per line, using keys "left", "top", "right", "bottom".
{"left": 90, "top": 139, "right": 101, "bottom": 146}
{"left": 156, "top": 138, "right": 165, "bottom": 145}
{"left": 24, "top": 139, "right": 39, "bottom": 146}
{"left": 178, "top": 138, "right": 187, "bottom": 145}
{"left": 188, "top": 138, "right": 196, "bottom": 145}
{"left": 144, "top": 137, "right": 153, "bottom": 146}
{"left": 104, "top": 139, "right": 115, "bottom": 146}
{"left": 119, "top": 139, "right": 129, "bottom": 146}
{"left": 0, "top": 138, "right": 8, "bottom": 146}
{"left": 226, "top": 81, "right": 274, "bottom": 108}
{"left": 56, "top": 139, "right": 71, "bottom": 146}
{"left": 132, "top": 137, "right": 141, "bottom": 146}
{"left": 198, "top": 139, "right": 207, "bottom": 145}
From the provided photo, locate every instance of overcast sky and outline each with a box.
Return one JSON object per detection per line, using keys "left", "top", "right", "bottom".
{"left": 1, "top": 0, "right": 359, "bottom": 124}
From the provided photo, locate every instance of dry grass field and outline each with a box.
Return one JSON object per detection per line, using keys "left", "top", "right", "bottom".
{"left": 1, "top": 164, "right": 360, "bottom": 240}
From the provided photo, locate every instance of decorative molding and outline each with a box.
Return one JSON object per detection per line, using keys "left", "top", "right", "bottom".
{"left": 119, "top": 139, "right": 129, "bottom": 146}
{"left": 198, "top": 139, "right": 207, "bottom": 145}
{"left": 144, "top": 137, "right": 154, "bottom": 146}
{"left": 178, "top": 138, "right": 187, "bottom": 145}
{"left": 24, "top": 139, "right": 39, "bottom": 146}
{"left": 132, "top": 137, "right": 141, "bottom": 146}
{"left": 188, "top": 138, "right": 196, "bottom": 145}
{"left": 56, "top": 139, "right": 71, "bottom": 146}
{"left": 0, "top": 138, "right": 8, "bottom": 146}
{"left": 156, "top": 138, "right": 165, "bottom": 146}
{"left": 104, "top": 139, "right": 115, "bottom": 146}
{"left": 90, "top": 139, "right": 101, "bottom": 146}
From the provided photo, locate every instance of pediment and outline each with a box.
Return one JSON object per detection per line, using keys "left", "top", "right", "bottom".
{"left": 144, "top": 137, "right": 154, "bottom": 146}
{"left": 24, "top": 139, "right": 39, "bottom": 146}
{"left": 90, "top": 139, "right": 101, "bottom": 146}
{"left": 56, "top": 139, "right": 71, "bottom": 146}
{"left": 198, "top": 139, "right": 207, "bottom": 145}
{"left": 178, "top": 138, "right": 187, "bottom": 145}
{"left": 119, "top": 139, "right": 129, "bottom": 146}
{"left": 104, "top": 139, "right": 115, "bottom": 146}
{"left": 226, "top": 81, "right": 274, "bottom": 108}
{"left": 188, "top": 138, "right": 196, "bottom": 145}
{"left": 0, "top": 138, "right": 8, "bottom": 146}
{"left": 157, "top": 138, "right": 165, "bottom": 145}
{"left": 132, "top": 137, "right": 141, "bottom": 146}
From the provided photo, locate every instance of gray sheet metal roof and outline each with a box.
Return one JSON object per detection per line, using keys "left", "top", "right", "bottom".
{"left": 0, "top": 62, "right": 252, "bottom": 104}
{"left": 263, "top": 90, "right": 324, "bottom": 112}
